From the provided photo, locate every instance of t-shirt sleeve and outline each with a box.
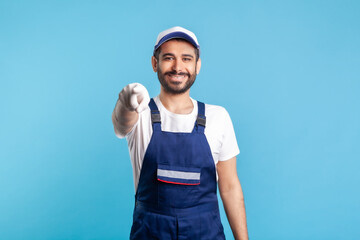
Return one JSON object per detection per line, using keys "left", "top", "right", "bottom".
{"left": 124, "top": 117, "right": 140, "bottom": 139}
{"left": 218, "top": 108, "right": 240, "bottom": 161}
{"left": 125, "top": 108, "right": 151, "bottom": 142}
{"left": 125, "top": 108, "right": 152, "bottom": 191}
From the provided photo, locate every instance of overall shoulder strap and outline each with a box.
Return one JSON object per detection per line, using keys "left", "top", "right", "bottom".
{"left": 148, "top": 98, "right": 161, "bottom": 131}
{"left": 196, "top": 101, "right": 206, "bottom": 133}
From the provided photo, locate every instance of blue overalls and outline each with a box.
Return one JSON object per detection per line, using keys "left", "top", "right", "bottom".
{"left": 130, "top": 98, "right": 226, "bottom": 240}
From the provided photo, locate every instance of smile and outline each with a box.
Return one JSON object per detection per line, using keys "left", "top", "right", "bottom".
{"left": 167, "top": 74, "right": 188, "bottom": 81}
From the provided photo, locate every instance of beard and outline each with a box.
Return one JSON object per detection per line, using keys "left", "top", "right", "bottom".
{"left": 157, "top": 67, "right": 197, "bottom": 94}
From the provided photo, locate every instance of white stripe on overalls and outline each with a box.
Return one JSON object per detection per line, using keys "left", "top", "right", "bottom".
{"left": 157, "top": 169, "right": 200, "bottom": 180}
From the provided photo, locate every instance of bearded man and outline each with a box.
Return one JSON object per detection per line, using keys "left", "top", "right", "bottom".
{"left": 112, "top": 26, "right": 249, "bottom": 240}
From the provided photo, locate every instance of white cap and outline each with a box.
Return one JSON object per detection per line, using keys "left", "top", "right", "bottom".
{"left": 154, "top": 26, "right": 200, "bottom": 55}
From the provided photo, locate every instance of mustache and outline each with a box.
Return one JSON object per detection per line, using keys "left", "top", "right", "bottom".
{"left": 165, "top": 71, "right": 190, "bottom": 77}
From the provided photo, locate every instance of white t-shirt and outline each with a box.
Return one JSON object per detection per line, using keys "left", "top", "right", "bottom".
{"left": 121, "top": 96, "right": 240, "bottom": 191}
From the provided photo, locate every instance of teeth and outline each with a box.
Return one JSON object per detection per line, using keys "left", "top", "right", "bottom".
{"left": 169, "top": 75, "right": 185, "bottom": 80}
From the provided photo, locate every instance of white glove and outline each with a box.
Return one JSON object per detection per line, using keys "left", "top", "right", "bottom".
{"left": 118, "top": 83, "right": 150, "bottom": 113}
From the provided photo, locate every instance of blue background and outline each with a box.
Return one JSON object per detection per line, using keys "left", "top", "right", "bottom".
{"left": 1, "top": 0, "right": 359, "bottom": 239}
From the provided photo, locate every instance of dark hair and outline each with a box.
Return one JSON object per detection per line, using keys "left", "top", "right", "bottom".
{"left": 153, "top": 38, "right": 200, "bottom": 62}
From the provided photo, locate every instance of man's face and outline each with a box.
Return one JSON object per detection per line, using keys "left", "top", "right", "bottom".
{"left": 152, "top": 40, "right": 201, "bottom": 95}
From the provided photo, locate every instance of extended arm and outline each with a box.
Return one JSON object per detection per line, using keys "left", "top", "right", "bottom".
{"left": 217, "top": 157, "right": 249, "bottom": 240}
{"left": 112, "top": 83, "right": 150, "bottom": 138}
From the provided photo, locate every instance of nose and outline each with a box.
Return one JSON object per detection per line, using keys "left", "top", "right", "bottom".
{"left": 171, "top": 58, "right": 184, "bottom": 72}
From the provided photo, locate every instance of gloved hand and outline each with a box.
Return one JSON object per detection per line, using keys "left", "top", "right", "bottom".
{"left": 118, "top": 83, "right": 150, "bottom": 113}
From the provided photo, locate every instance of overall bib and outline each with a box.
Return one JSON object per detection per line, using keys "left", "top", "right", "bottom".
{"left": 130, "top": 99, "right": 226, "bottom": 240}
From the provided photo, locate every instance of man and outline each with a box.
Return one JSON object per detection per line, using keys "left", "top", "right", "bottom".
{"left": 112, "top": 26, "right": 248, "bottom": 240}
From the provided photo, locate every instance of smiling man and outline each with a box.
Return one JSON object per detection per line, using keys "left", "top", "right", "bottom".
{"left": 112, "top": 26, "right": 249, "bottom": 240}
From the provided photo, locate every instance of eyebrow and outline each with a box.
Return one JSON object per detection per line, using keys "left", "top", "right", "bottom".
{"left": 162, "top": 53, "right": 194, "bottom": 58}
{"left": 162, "top": 53, "right": 175, "bottom": 58}
{"left": 182, "top": 54, "right": 194, "bottom": 58}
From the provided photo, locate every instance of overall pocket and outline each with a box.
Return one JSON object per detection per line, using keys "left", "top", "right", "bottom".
{"left": 157, "top": 164, "right": 201, "bottom": 185}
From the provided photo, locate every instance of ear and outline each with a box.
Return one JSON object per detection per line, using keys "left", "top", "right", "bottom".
{"left": 151, "top": 56, "right": 158, "bottom": 72}
{"left": 196, "top": 58, "right": 201, "bottom": 75}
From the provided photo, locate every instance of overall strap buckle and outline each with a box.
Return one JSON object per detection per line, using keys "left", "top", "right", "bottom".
{"left": 151, "top": 110, "right": 161, "bottom": 124}
{"left": 149, "top": 98, "right": 161, "bottom": 131}
{"left": 196, "top": 101, "right": 206, "bottom": 132}
{"left": 197, "top": 114, "right": 206, "bottom": 127}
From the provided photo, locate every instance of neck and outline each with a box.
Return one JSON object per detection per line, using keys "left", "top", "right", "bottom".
{"left": 159, "top": 89, "right": 193, "bottom": 114}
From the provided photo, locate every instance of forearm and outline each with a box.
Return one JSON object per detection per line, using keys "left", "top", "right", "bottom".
{"left": 220, "top": 181, "right": 249, "bottom": 240}
{"left": 112, "top": 99, "right": 138, "bottom": 138}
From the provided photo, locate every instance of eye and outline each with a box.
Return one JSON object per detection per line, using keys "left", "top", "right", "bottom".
{"left": 164, "top": 57, "right": 174, "bottom": 61}
{"left": 183, "top": 58, "right": 192, "bottom": 62}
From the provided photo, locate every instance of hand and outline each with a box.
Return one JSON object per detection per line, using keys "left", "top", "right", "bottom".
{"left": 118, "top": 83, "right": 150, "bottom": 113}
